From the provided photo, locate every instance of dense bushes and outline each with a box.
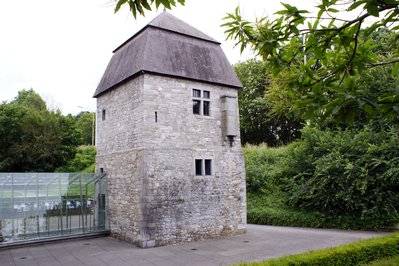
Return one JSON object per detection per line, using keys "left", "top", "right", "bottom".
{"left": 237, "top": 232, "right": 399, "bottom": 266}
{"left": 286, "top": 126, "right": 399, "bottom": 228}
{"left": 244, "top": 125, "right": 399, "bottom": 229}
{"left": 56, "top": 145, "right": 96, "bottom": 173}
{"left": 244, "top": 145, "right": 291, "bottom": 193}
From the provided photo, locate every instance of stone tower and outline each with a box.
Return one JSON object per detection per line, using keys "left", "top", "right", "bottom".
{"left": 93, "top": 12, "right": 246, "bottom": 248}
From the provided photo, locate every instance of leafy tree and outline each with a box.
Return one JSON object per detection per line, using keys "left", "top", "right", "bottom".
{"left": 223, "top": 1, "right": 399, "bottom": 124}
{"left": 114, "top": 0, "right": 185, "bottom": 18}
{"left": 12, "top": 89, "right": 47, "bottom": 112}
{"left": 0, "top": 89, "right": 80, "bottom": 172}
{"left": 75, "top": 111, "right": 95, "bottom": 145}
{"left": 234, "top": 59, "right": 302, "bottom": 145}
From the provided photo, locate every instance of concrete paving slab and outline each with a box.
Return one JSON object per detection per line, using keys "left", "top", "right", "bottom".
{"left": 0, "top": 224, "right": 388, "bottom": 266}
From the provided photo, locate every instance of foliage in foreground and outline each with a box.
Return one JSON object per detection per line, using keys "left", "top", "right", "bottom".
{"left": 237, "top": 232, "right": 399, "bottom": 266}
{"left": 223, "top": 1, "right": 399, "bottom": 125}
{"left": 113, "top": 0, "right": 185, "bottom": 18}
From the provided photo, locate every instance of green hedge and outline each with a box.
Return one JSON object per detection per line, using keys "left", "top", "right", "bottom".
{"left": 237, "top": 232, "right": 399, "bottom": 266}
{"left": 248, "top": 207, "right": 371, "bottom": 230}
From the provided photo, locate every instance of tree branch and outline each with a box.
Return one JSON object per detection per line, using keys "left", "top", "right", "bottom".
{"left": 367, "top": 58, "right": 399, "bottom": 67}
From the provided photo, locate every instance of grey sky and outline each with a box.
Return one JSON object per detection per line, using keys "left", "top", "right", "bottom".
{"left": 0, "top": 0, "right": 316, "bottom": 114}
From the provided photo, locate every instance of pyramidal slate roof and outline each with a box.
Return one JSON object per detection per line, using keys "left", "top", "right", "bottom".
{"left": 93, "top": 12, "right": 242, "bottom": 97}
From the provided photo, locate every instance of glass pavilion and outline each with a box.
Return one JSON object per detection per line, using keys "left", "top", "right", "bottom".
{"left": 0, "top": 173, "right": 108, "bottom": 246}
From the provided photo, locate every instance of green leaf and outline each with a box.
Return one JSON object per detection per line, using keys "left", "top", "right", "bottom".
{"left": 327, "top": 8, "right": 339, "bottom": 13}
{"left": 141, "top": 0, "right": 152, "bottom": 11}
{"left": 348, "top": 0, "right": 366, "bottom": 11}
{"left": 161, "top": 0, "right": 172, "bottom": 9}
{"left": 114, "top": 0, "right": 127, "bottom": 13}
{"left": 128, "top": 1, "right": 137, "bottom": 18}
{"left": 391, "top": 62, "right": 399, "bottom": 75}
{"left": 366, "top": 3, "right": 380, "bottom": 17}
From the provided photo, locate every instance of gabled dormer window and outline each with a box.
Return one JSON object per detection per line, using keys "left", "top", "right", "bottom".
{"left": 192, "top": 89, "right": 210, "bottom": 116}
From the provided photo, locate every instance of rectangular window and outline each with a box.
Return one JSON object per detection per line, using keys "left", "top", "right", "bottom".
{"left": 195, "top": 159, "right": 202, "bottom": 175}
{"left": 192, "top": 89, "right": 210, "bottom": 116}
{"left": 102, "top": 109, "right": 106, "bottom": 121}
{"left": 205, "top": 159, "right": 212, "bottom": 175}
{"left": 203, "top": 101, "right": 210, "bottom": 116}
{"left": 193, "top": 100, "right": 201, "bottom": 115}
{"left": 195, "top": 159, "right": 212, "bottom": 176}
{"left": 193, "top": 89, "right": 201, "bottom": 98}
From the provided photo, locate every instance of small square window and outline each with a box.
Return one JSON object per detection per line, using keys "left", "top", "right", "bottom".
{"left": 195, "top": 159, "right": 202, "bottom": 175}
{"left": 193, "top": 89, "right": 201, "bottom": 98}
{"left": 205, "top": 160, "right": 212, "bottom": 175}
{"left": 203, "top": 90, "right": 210, "bottom": 99}
{"left": 203, "top": 101, "right": 210, "bottom": 116}
{"left": 193, "top": 100, "right": 201, "bottom": 115}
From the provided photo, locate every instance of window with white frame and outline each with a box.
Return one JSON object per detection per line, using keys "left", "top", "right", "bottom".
{"left": 195, "top": 159, "right": 212, "bottom": 176}
{"left": 192, "top": 89, "right": 210, "bottom": 116}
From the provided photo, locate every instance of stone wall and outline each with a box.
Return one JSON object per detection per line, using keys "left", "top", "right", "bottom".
{"left": 96, "top": 74, "right": 246, "bottom": 248}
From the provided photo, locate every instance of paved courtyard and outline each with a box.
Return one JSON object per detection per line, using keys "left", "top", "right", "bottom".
{"left": 0, "top": 224, "right": 387, "bottom": 266}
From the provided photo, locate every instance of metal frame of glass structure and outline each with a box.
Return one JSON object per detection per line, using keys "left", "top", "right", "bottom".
{"left": 0, "top": 173, "right": 108, "bottom": 246}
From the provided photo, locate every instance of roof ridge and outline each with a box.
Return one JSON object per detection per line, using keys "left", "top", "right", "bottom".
{"left": 113, "top": 12, "right": 219, "bottom": 53}
{"left": 147, "top": 12, "right": 219, "bottom": 43}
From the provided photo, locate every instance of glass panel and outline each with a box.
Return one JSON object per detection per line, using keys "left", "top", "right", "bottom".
{"left": 203, "top": 101, "right": 210, "bottom": 116}
{"left": 0, "top": 173, "right": 108, "bottom": 246}
{"left": 205, "top": 160, "right": 212, "bottom": 175}
{"left": 203, "top": 90, "right": 210, "bottom": 99}
{"left": 192, "top": 89, "right": 201, "bottom": 98}
{"left": 193, "top": 100, "right": 201, "bottom": 115}
{"left": 195, "top": 159, "right": 202, "bottom": 176}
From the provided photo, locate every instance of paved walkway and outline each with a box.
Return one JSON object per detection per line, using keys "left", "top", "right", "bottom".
{"left": 0, "top": 224, "right": 387, "bottom": 266}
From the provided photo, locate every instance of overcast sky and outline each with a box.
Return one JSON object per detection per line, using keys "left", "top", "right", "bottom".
{"left": 0, "top": 0, "right": 317, "bottom": 115}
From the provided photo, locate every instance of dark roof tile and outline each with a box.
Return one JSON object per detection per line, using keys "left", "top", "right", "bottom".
{"left": 94, "top": 12, "right": 241, "bottom": 97}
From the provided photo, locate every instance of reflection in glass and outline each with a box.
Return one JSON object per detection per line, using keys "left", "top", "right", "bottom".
{"left": 193, "top": 100, "right": 201, "bottom": 114}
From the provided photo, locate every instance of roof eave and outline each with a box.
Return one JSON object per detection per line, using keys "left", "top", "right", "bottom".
{"left": 93, "top": 70, "right": 242, "bottom": 98}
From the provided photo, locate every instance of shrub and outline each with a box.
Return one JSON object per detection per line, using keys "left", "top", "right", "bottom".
{"left": 56, "top": 145, "right": 96, "bottom": 173}
{"left": 285, "top": 125, "right": 399, "bottom": 228}
{"left": 237, "top": 232, "right": 399, "bottom": 266}
{"left": 244, "top": 145, "right": 292, "bottom": 193}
